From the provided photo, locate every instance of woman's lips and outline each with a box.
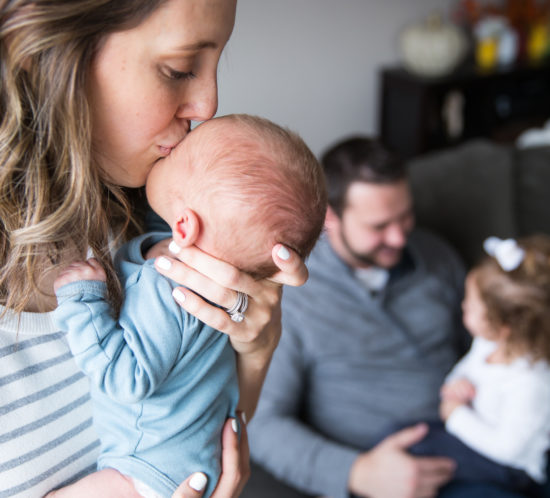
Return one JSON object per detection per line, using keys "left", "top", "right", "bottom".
{"left": 158, "top": 145, "right": 176, "bottom": 156}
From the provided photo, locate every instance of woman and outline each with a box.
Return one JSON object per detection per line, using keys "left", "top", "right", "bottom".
{"left": 0, "top": 1, "right": 307, "bottom": 496}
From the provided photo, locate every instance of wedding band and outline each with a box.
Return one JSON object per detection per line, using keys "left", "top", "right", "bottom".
{"left": 225, "top": 291, "right": 249, "bottom": 322}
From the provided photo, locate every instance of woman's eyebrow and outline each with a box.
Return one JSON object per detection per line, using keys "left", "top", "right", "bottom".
{"left": 176, "top": 41, "right": 217, "bottom": 51}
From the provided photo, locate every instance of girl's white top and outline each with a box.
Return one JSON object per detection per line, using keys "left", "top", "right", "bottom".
{"left": 446, "top": 337, "right": 550, "bottom": 482}
{"left": 0, "top": 305, "right": 99, "bottom": 497}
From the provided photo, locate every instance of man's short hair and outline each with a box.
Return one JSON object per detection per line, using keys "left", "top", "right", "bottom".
{"left": 320, "top": 137, "right": 406, "bottom": 217}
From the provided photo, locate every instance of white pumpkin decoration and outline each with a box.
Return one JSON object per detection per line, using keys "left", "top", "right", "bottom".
{"left": 400, "top": 13, "right": 468, "bottom": 78}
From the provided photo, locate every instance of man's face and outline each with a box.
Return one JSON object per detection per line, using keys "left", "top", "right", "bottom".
{"left": 326, "top": 179, "right": 415, "bottom": 269}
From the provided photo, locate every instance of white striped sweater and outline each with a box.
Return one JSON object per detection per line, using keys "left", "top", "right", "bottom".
{"left": 0, "top": 306, "right": 99, "bottom": 497}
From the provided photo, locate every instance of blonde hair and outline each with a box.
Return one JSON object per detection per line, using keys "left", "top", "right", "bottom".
{"left": 473, "top": 234, "right": 550, "bottom": 363}
{"left": 0, "top": 0, "right": 167, "bottom": 313}
{"left": 183, "top": 114, "right": 327, "bottom": 279}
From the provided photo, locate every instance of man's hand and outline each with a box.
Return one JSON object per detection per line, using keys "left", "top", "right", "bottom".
{"left": 348, "top": 424, "right": 455, "bottom": 498}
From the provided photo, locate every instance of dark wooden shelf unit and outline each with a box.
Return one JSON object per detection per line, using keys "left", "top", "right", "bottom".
{"left": 379, "top": 62, "right": 550, "bottom": 159}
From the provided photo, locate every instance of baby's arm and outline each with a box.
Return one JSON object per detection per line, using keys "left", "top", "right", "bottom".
{"left": 54, "top": 259, "right": 106, "bottom": 291}
{"left": 445, "top": 378, "right": 550, "bottom": 464}
{"left": 54, "top": 263, "right": 184, "bottom": 403}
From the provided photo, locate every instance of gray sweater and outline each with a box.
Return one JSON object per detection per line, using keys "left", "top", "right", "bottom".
{"left": 249, "top": 230, "right": 467, "bottom": 498}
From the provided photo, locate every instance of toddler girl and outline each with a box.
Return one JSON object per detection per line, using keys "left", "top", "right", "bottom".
{"left": 411, "top": 234, "right": 550, "bottom": 493}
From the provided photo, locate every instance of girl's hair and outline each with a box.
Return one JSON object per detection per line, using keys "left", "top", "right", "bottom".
{"left": 0, "top": 0, "right": 167, "bottom": 313}
{"left": 473, "top": 234, "right": 550, "bottom": 363}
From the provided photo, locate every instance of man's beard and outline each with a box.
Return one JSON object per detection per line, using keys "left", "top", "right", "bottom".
{"left": 340, "top": 227, "right": 402, "bottom": 269}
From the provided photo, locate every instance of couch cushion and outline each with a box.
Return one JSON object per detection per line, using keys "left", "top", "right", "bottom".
{"left": 408, "top": 140, "right": 517, "bottom": 267}
{"left": 514, "top": 145, "right": 550, "bottom": 237}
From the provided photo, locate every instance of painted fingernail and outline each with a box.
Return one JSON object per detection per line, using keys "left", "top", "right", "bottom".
{"left": 156, "top": 257, "right": 172, "bottom": 270}
{"left": 169, "top": 241, "right": 181, "bottom": 255}
{"left": 189, "top": 472, "right": 207, "bottom": 491}
{"left": 241, "top": 412, "right": 247, "bottom": 425}
{"left": 277, "top": 245, "right": 290, "bottom": 260}
{"left": 231, "top": 418, "right": 240, "bottom": 433}
{"left": 172, "top": 288, "right": 186, "bottom": 303}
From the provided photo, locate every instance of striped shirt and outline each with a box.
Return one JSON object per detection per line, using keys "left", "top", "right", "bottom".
{"left": 0, "top": 306, "right": 100, "bottom": 497}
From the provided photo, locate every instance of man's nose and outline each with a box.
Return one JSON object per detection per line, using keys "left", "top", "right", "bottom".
{"left": 385, "top": 223, "right": 407, "bottom": 248}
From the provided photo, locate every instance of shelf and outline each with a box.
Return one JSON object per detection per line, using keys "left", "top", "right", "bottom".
{"left": 378, "top": 61, "right": 550, "bottom": 158}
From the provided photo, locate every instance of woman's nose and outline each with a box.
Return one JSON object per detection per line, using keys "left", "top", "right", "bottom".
{"left": 175, "top": 74, "right": 218, "bottom": 122}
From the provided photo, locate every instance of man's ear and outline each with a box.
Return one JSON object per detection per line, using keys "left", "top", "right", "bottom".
{"left": 172, "top": 208, "right": 200, "bottom": 248}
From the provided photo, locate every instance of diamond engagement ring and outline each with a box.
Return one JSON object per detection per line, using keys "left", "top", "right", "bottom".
{"left": 225, "top": 291, "right": 249, "bottom": 322}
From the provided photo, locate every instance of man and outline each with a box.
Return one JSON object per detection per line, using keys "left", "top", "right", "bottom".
{"left": 248, "top": 137, "right": 467, "bottom": 498}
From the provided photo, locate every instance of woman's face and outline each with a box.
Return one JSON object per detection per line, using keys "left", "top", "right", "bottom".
{"left": 88, "top": 0, "right": 236, "bottom": 187}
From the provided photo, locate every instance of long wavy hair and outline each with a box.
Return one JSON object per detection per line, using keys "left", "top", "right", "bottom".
{"left": 0, "top": 0, "right": 167, "bottom": 313}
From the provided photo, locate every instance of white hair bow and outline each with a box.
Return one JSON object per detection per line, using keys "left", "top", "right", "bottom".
{"left": 483, "top": 236, "right": 525, "bottom": 271}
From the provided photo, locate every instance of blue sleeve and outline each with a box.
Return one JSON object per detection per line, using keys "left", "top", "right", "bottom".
{"left": 54, "top": 270, "right": 185, "bottom": 404}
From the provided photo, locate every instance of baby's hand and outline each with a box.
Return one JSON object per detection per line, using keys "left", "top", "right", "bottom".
{"left": 440, "top": 378, "right": 476, "bottom": 403}
{"left": 54, "top": 258, "right": 107, "bottom": 291}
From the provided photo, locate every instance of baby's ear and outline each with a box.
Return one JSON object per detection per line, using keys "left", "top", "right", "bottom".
{"left": 172, "top": 208, "right": 200, "bottom": 248}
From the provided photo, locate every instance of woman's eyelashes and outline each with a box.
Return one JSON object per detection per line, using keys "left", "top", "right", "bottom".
{"left": 160, "top": 65, "right": 196, "bottom": 81}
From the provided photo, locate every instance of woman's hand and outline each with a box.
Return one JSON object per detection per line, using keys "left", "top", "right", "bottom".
{"left": 46, "top": 416, "right": 249, "bottom": 498}
{"left": 155, "top": 241, "right": 307, "bottom": 354}
{"left": 154, "top": 241, "right": 308, "bottom": 418}
{"left": 172, "top": 415, "right": 250, "bottom": 498}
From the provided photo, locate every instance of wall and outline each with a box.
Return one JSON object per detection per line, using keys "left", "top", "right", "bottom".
{"left": 217, "top": 0, "right": 457, "bottom": 157}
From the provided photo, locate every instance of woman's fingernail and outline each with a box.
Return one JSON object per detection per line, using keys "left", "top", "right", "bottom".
{"left": 277, "top": 245, "right": 290, "bottom": 260}
{"left": 172, "top": 288, "right": 186, "bottom": 303}
{"left": 169, "top": 241, "right": 181, "bottom": 255}
{"left": 189, "top": 472, "right": 207, "bottom": 491}
{"left": 231, "top": 418, "right": 239, "bottom": 433}
{"left": 241, "top": 412, "right": 247, "bottom": 425}
{"left": 156, "top": 257, "right": 172, "bottom": 270}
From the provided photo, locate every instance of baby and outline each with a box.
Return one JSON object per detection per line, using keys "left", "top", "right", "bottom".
{"left": 53, "top": 114, "right": 327, "bottom": 498}
{"left": 409, "top": 235, "right": 550, "bottom": 493}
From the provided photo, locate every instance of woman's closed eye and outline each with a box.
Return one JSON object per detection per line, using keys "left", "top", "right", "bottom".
{"left": 160, "top": 65, "right": 197, "bottom": 81}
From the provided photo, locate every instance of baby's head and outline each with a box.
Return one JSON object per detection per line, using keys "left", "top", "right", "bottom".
{"left": 463, "top": 235, "right": 550, "bottom": 362}
{"left": 147, "top": 114, "right": 327, "bottom": 278}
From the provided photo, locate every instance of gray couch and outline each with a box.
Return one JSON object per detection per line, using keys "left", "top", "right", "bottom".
{"left": 242, "top": 140, "right": 550, "bottom": 498}
{"left": 409, "top": 140, "right": 550, "bottom": 267}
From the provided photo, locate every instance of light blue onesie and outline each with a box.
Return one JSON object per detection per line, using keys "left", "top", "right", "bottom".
{"left": 54, "top": 232, "right": 239, "bottom": 498}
